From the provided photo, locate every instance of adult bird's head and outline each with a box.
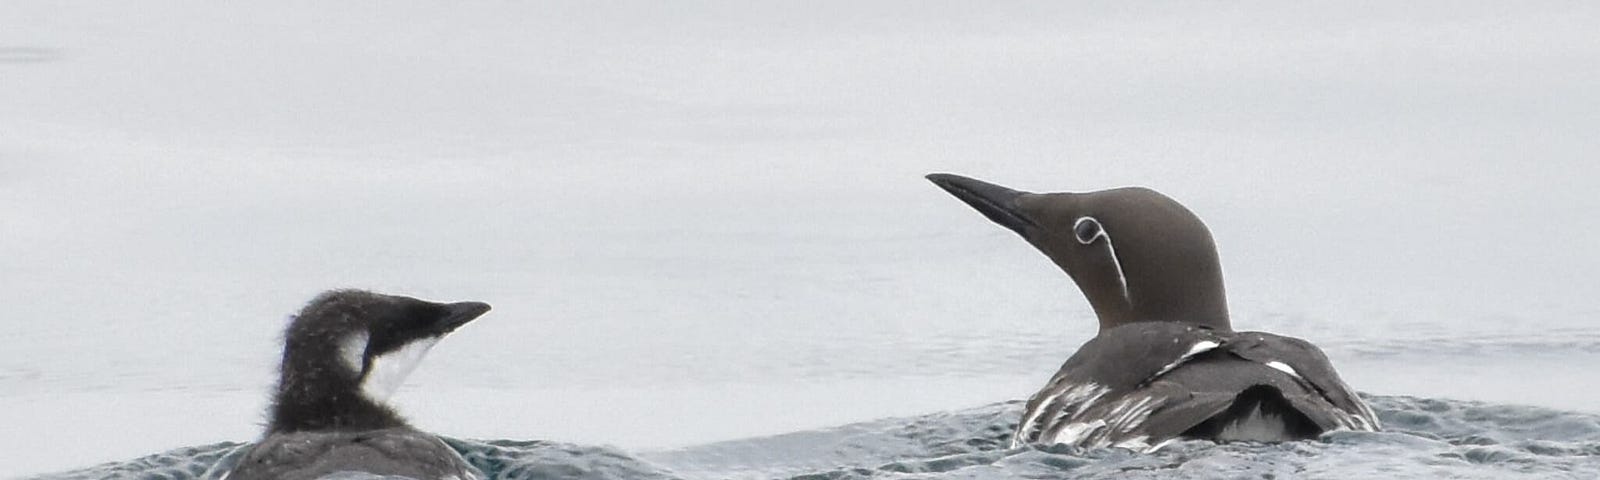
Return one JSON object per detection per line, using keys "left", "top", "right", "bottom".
{"left": 927, "top": 173, "right": 1230, "bottom": 332}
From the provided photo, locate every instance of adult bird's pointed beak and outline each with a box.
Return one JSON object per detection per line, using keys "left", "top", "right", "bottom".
{"left": 925, "top": 173, "right": 1038, "bottom": 237}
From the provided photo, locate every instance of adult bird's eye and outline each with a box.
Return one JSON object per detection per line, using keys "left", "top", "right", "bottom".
{"left": 1073, "top": 217, "right": 1104, "bottom": 244}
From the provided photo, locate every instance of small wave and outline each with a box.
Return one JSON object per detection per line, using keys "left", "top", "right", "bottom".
{"left": 28, "top": 395, "right": 1600, "bottom": 480}
{"left": 646, "top": 394, "right": 1600, "bottom": 479}
{"left": 30, "top": 442, "right": 243, "bottom": 480}
{"left": 447, "top": 438, "right": 679, "bottom": 480}
{"left": 1335, "top": 327, "right": 1600, "bottom": 358}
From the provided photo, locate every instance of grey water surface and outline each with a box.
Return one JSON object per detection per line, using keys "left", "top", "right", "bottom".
{"left": 37, "top": 396, "right": 1600, "bottom": 479}
{"left": 4, "top": 2, "right": 1600, "bottom": 478}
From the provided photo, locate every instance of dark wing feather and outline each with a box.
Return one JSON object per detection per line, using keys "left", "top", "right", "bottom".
{"left": 1014, "top": 326, "right": 1379, "bottom": 450}
{"left": 1226, "top": 331, "right": 1381, "bottom": 431}
{"left": 1012, "top": 323, "right": 1227, "bottom": 448}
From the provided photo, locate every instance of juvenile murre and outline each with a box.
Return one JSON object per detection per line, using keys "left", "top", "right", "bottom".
{"left": 223, "top": 290, "right": 490, "bottom": 480}
{"left": 926, "top": 173, "right": 1379, "bottom": 451}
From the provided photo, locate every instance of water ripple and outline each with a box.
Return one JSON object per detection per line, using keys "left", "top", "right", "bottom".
{"left": 30, "top": 395, "right": 1600, "bottom": 480}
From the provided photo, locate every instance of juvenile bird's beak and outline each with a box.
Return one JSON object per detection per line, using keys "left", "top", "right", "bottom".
{"left": 436, "top": 301, "right": 491, "bottom": 333}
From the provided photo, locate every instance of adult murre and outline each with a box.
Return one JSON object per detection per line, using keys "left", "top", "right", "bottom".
{"left": 926, "top": 173, "right": 1379, "bottom": 451}
{"left": 223, "top": 289, "right": 490, "bottom": 480}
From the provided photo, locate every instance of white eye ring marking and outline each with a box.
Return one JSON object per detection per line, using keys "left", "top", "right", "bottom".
{"left": 1073, "top": 216, "right": 1130, "bottom": 304}
{"left": 1074, "top": 217, "right": 1107, "bottom": 245}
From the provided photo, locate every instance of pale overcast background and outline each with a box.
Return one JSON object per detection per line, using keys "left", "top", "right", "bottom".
{"left": 3, "top": 1, "right": 1598, "bottom": 477}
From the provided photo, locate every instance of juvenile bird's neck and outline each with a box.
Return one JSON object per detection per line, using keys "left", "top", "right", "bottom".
{"left": 267, "top": 344, "right": 410, "bottom": 434}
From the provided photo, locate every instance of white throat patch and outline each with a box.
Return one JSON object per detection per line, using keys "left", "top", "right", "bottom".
{"left": 360, "top": 337, "right": 440, "bottom": 402}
